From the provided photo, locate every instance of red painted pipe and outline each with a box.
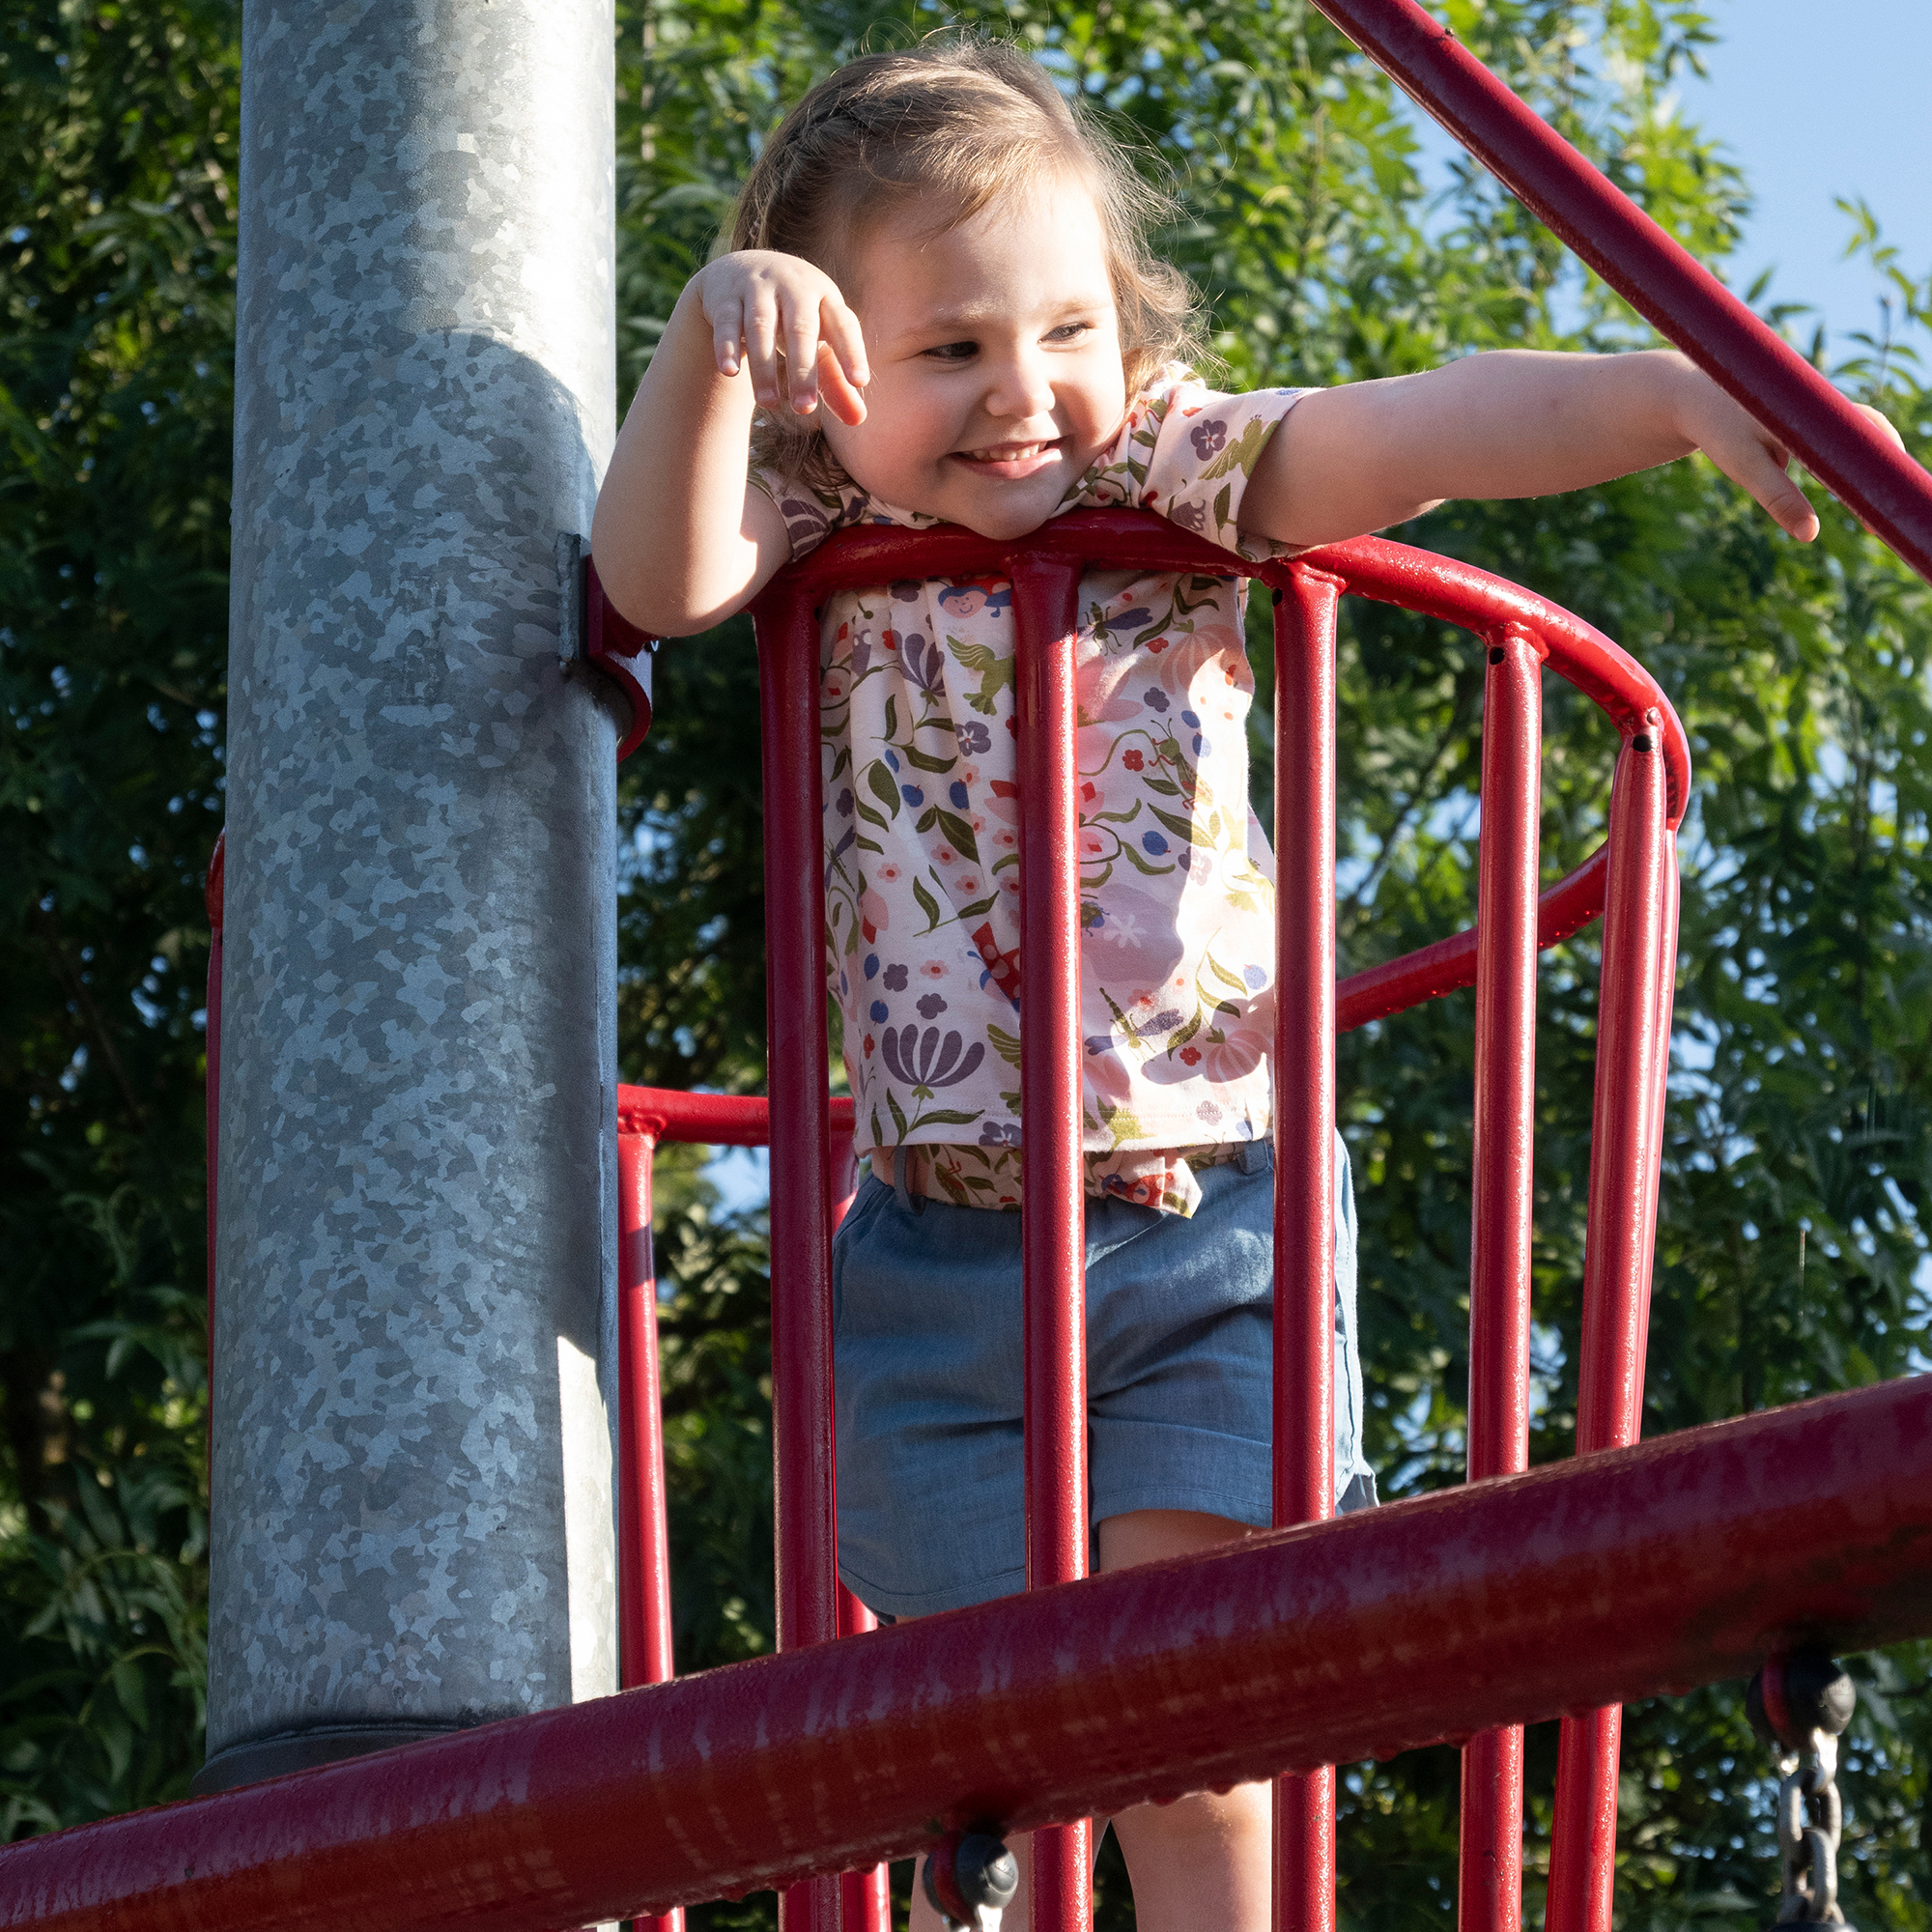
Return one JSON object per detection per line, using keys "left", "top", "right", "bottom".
{"left": 1305, "top": 0, "right": 1932, "bottom": 585}
{"left": 1548, "top": 739, "right": 1670, "bottom": 1932}
{"left": 752, "top": 581, "right": 842, "bottom": 1932}
{"left": 837, "top": 1588, "right": 892, "bottom": 1932}
{"left": 13, "top": 1378, "right": 1932, "bottom": 1932}
{"left": 615, "top": 1127, "right": 678, "bottom": 1700}
{"left": 779, "top": 519, "right": 1688, "bottom": 825}
{"left": 1458, "top": 623, "right": 1543, "bottom": 1932}
{"left": 1011, "top": 554, "right": 1094, "bottom": 1932}
{"left": 614, "top": 1124, "right": 686, "bottom": 1932}
{"left": 1272, "top": 565, "right": 1344, "bottom": 1932}
{"left": 203, "top": 834, "right": 224, "bottom": 1472}
{"left": 614, "top": 1087, "right": 857, "bottom": 1149}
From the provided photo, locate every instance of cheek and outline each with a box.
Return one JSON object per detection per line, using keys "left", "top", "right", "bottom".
{"left": 1073, "top": 355, "right": 1128, "bottom": 439}
{"left": 824, "top": 379, "right": 949, "bottom": 477}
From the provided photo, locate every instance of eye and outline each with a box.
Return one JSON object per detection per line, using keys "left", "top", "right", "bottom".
{"left": 1045, "top": 321, "right": 1095, "bottom": 345}
{"left": 923, "top": 339, "right": 978, "bottom": 363}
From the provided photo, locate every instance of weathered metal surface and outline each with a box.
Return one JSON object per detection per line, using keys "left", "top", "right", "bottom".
{"left": 8, "top": 1378, "right": 1930, "bottom": 1931}
{"left": 207, "top": 0, "right": 619, "bottom": 1789}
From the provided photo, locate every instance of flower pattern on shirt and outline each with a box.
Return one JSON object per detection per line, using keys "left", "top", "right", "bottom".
{"left": 757, "top": 367, "right": 1311, "bottom": 1185}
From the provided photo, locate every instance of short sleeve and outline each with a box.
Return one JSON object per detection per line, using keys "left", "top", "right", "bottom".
{"left": 750, "top": 456, "right": 942, "bottom": 560}
{"left": 749, "top": 462, "right": 862, "bottom": 560}
{"left": 1073, "top": 365, "right": 1312, "bottom": 562}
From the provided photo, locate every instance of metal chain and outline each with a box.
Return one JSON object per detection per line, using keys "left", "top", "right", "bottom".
{"left": 1774, "top": 1727, "right": 1846, "bottom": 1924}
{"left": 1750, "top": 1652, "right": 1858, "bottom": 1930}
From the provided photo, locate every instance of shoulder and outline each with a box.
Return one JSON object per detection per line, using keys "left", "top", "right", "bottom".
{"left": 751, "top": 448, "right": 942, "bottom": 558}
{"left": 750, "top": 455, "right": 866, "bottom": 559}
{"left": 1121, "top": 368, "right": 1317, "bottom": 557}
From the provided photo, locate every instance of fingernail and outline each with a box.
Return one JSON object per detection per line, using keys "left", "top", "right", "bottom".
{"left": 795, "top": 390, "right": 819, "bottom": 414}
{"left": 722, "top": 351, "right": 739, "bottom": 375}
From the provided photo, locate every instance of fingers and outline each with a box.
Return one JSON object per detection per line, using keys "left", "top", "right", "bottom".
{"left": 710, "top": 298, "right": 745, "bottom": 380}
{"left": 1853, "top": 401, "right": 1907, "bottom": 454}
{"left": 817, "top": 341, "right": 868, "bottom": 427}
{"left": 741, "top": 281, "right": 781, "bottom": 407}
{"left": 820, "top": 298, "right": 871, "bottom": 395}
{"left": 1699, "top": 424, "right": 1816, "bottom": 541}
{"left": 698, "top": 254, "right": 869, "bottom": 421}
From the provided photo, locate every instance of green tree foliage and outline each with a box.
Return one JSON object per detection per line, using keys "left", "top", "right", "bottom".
{"left": 1, "top": 0, "right": 234, "bottom": 1833}
{"left": 5, "top": 3, "right": 1931, "bottom": 1929}
{"left": 614, "top": 1, "right": 1932, "bottom": 1925}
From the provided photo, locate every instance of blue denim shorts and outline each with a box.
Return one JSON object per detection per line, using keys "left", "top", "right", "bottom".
{"left": 831, "top": 1134, "right": 1377, "bottom": 1618}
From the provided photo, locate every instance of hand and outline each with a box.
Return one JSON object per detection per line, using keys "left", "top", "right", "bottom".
{"left": 693, "top": 250, "right": 870, "bottom": 426}
{"left": 1671, "top": 356, "right": 1907, "bottom": 543}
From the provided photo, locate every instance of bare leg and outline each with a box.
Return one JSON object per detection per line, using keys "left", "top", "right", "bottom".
{"left": 1097, "top": 1510, "right": 1272, "bottom": 1932}
{"left": 906, "top": 1509, "right": 1270, "bottom": 1932}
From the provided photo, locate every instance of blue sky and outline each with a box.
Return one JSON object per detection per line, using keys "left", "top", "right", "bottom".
{"left": 1401, "top": 1, "right": 1932, "bottom": 352}
{"left": 1686, "top": 0, "right": 1932, "bottom": 345}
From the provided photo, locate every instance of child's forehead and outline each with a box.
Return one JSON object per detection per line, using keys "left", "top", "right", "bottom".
{"left": 846, "top": 175, "right": 1114, "bottom": 319}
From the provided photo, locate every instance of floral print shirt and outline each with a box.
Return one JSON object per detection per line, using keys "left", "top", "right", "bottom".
{"left": 755, "top": 367, "right": 1309, "bottom": 1214}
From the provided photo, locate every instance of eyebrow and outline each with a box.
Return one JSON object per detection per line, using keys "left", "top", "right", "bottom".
{"left": 888, "top": 292, "right": 1118, "bottom": 338}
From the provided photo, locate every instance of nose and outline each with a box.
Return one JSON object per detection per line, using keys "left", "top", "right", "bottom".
{"left": 981, "top": 344, "right": 1056, "bottom": 423}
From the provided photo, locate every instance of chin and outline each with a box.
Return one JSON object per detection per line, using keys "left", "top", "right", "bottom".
{"left": 946, "top": 483, "right": 1068, "bottom": 542}
{"left": 953, "top": 506, "right": 1057, "bottom": 541}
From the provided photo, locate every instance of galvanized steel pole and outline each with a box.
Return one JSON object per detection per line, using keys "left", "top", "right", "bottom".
{"left": 204, "top": 0, "right": 619, "bottom": 1791}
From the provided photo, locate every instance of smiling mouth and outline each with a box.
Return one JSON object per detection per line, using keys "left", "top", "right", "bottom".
{"left": 952, "top": 440, "right": 1065, "bottom": 472}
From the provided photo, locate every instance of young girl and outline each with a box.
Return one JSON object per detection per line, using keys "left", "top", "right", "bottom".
{"left": 592, "top": 38, "right": 1892, "bottom": 1931}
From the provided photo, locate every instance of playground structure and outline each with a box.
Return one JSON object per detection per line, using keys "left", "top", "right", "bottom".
{"left": 5, "top": 0, "right": 1932, "bottom": 1927}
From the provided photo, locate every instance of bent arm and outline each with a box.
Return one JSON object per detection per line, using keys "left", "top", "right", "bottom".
{"left": 590, "top": 254, "right": 869, "bottom": 637}
{"left": 590, "top": 287, "right": 784, "bottom": 638}
{"left": 1240, "top": 348, "right": 1897, "bottom": 551}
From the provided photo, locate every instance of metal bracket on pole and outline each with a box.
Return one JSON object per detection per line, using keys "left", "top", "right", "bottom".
{"left": 569, "top": 531, "right": 658, "bottom": 760}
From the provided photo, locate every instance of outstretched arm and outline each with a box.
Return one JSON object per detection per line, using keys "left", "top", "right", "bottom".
{"left": 1240, "top": 348, "right": 1904, "bottom": 551}
{"left": 590, "top": 252, "right": 870, "bottom": 637}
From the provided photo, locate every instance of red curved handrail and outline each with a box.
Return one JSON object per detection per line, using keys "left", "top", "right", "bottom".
{"left": 753, "top": 510, "right": 1684, "bottom": 1030}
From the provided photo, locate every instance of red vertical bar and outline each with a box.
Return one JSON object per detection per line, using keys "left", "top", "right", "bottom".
{"left": 204, "top": 834, "right": 225, "bottom": 1470}
{"left": 836, "top": 1586, "right": 890, "bottom": 1932}
{"left": 1271, "top": 565, "right": 1341, "bottom": 1932}
{"left": 1011, "top": 553, "right": 1093, "bottom": 1932}
{"left": 754, "top": 587, "right": 841, "bottom": 1932}
{"left": 616, "top": 1128, "right": 678, "bottom": 1690}
{"left": 1636, "top": 839, "right": 1680, "bottom": 1326}
{"left": 832, "top": 1123, "right": 886, "bottom": 1932}
{"left": 1459, "top": 625, "right": 1542, "bottom": 1932}
{"left": 616, "top": 1122, "right": 687, "bottom": 1932}
{"left": 1547, "top": 734, "right": 1669, "bottom": 1932}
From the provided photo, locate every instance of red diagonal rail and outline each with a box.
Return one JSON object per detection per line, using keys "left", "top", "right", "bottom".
{"left": 1309, "top": 0, "right": 1932, "bottom": 583}
{"left": 7, "top": 1377, "right": 1930, "bottom": 1932}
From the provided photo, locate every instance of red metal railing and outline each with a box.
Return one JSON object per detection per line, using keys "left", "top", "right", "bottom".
{"left": 11, "top": 1376, "right": 1932, "bottom": 1931}
{"left": 701, "top": 508, "right": 1685, "bottom": 1932}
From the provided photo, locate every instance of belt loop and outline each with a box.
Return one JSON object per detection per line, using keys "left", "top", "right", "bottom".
{"left": 891, "top": 1146, "right": 924, "bottom": 1215}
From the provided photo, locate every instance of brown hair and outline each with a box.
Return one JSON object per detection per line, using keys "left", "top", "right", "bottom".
{"left": 730, "top": 37, "right": 1201, "bottom": 486}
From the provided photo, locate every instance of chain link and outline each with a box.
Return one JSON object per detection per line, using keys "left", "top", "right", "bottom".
{"left": 1751, "top": 1652, "right": 1857, "bottom": 1929}
{"left": 1775, "top": 1727, "right": 1846, "bottom": 1924}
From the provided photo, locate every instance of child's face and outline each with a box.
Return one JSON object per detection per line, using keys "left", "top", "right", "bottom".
{"left": 820, "top": 175, "right": 1128, "bottom": 540}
